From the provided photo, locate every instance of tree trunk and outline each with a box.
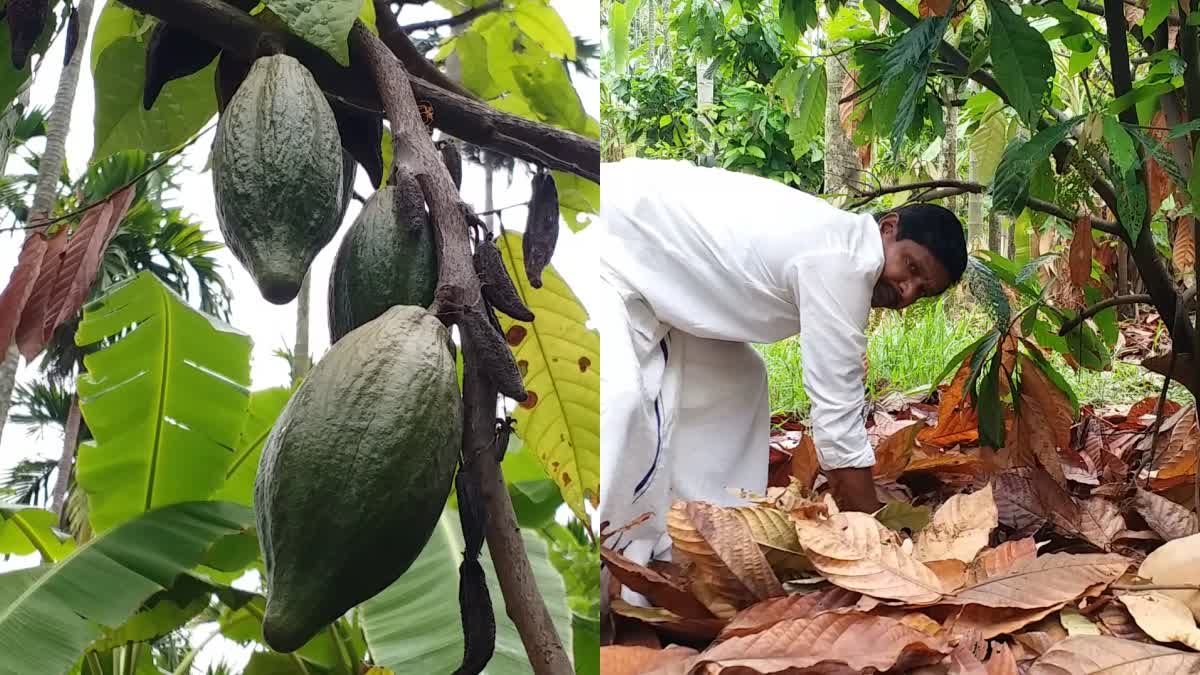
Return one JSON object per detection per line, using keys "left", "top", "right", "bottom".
{"left": 988, "top": 210, "right": 1001, "bottom": 252}
{"left": 292, "top": 272, "right": 311, "bottom": 383}
{"left": 40, "top": 0, "right": 96, "bottom": 520}
{"left": 942, "top": 81, "right": 959, "bottom": 214}
{"left": 696, "top": 59, "right": 714, "bottom": 165}
{"left": 0, "top": 90, "right": 29, "bottom": 444}
{"left": 823, "top": 53, "right": 861, "bottom": 196}
{"left": 1006, "top": 218, "right": 1016, "bottom": 260}
{"left": 484, "top": 162, "right": 495, "bottom": 228}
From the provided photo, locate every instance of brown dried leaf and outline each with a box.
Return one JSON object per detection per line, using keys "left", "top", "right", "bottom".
{"left": 948, "top": 644, "right": 989, "bottom": 675}
{"left": 791, "top": 432, "right": 819, "bottom": 491}
{"left": 1146, "top": 112, "right": 1175, "bottom": 214}
{"left": 940, "top": 604, "right": 1065, "bottom": 640}
{"left": 838, "top": 68, "right": 861, "bottom": 141}
{"left": 795, "top": 512, "right": 944, "bottom": 603}
{"left": 967, "top": 538, "right": 1038, "bottom": 586}
{"left": 685, "top": 611, "right": 952, "bottom": 674}
{"left": 919, "top": 362, "right": 980, "bottom": 448}
{"left": 1119, "top": 592, "right": 1200, "bottom": 650}
{"left": 1075, "top": 497, "right": 1125, "bottom": 551}
{"left": 986, "top": 642, "right": 1019, "bottom": 675}
{"left": 729, "top": 505, "right": 813, "bottom": 579}
{"left": 667, "top": 503, "right": 758, "bottom": 617}
{"left": 949, "top": 553, "right": 1129, "bottom": 609}
{"left": 1007, "top": 357, "right": 1074, "bottom": 486}
{"left": 601, "top": 645, "right": 698, "bottom": 675}
{"left": 900, "top": 611, "right": 945, "bottom": 636}
{"left": 1174, "top": 216, "right": 1195, "bottom": 277}
{"left": 0, "top": 229, "right": 50, "bottom": 356}
{"left": 600, "top": 545, "right": 715, "bottom": 619}
{"left": 1028, "top": 635, "right": 1200, "bottom": 674}
{"left": 13, "top": 227, "right": 68, "bottom": 360}
{"left": 718, "top": 587, "right": 862, "bottom": 639}
{"left": 927, "top": 559, "right": 969, "bottom": 593}
{"left": 686, "top": 502, "right": 784, "bottom": 600}
{"left": 1013, "top": 630, "right": 1064, "bottom": 658}
{"left": 1137, "top": 532, "right": 1200, "bottom": 622}
{"left": 915, "top": 484, "right": 998, "bottom": 563}
{"left": 1069, "top": 217, "right": 1093, "bottom": 287}
{"left": 609, "top": 599, "right": 727, "bottom": 642}
{"left": 919, "top": 0, "right": 954, "bottom": 17}
{"left": 994, "top": 468, "right": 1079, "bottom": 536}
{"left": 1134, "top": 489, "right": 1199, "bottom": 542}
{"left": 874, "top": 421, "right": 925, "bottom": 480}
{"left": 1096, "top": 600, "right": 1150, "bottom": 641}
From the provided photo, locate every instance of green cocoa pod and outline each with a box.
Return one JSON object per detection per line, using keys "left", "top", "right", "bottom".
{"left": 7, "top": 0, "right": 47, "bottom": 70}
{"left": 523, "top": 171, "right": 559, "bottom": 289}
{"left": 211, "top": 54, "right": 345, "bottom": 304}
{"left": 327, "top": 170, "right": 438, "bottom": 344}
{"left": 255, "top": 305, "right": 462, "bottom": 653}
{"left": 143, "top": 21, "right": 220, "bottom": 111}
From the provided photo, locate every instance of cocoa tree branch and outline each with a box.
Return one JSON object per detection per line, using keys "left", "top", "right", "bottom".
{"left": 402, "top": 0, "right": 503, "bottom": 32}
{"left": 114, "top": 0, "right": 599, "bottom": 182}
{"left": 353, "top": 23, "right": 571, "bottom": 674}
{"left": 1057, "top": 294, "right": 1154, "bottom": 336}
{"left": 845, "top": 179, "right": 1123, "bottom": 234}
{"left": 371, "top": 0, "right": 477, "bottom": 101}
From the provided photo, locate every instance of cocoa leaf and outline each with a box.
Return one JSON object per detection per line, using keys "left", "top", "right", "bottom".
{"left": 1097, "top": 599, "right": 1151, "bottom": 640}
{"left": 795, "top": 512, "right": 944, "bottom": 603}
{"left": 791, "top": 431, "right": 820, "bottom": 491}
{"left": 919, "top": 0, "right": 954, "bottom": 17}
{"left": 599, "top": 545, "right": 715, "bottom": 619}
{"left": 601, "top": 645, "right": 698, "bottom": 675}
{"left": 986, "top": 642, "right": 1019, "bottom": 675}
{"left": 1068, "top": 217, "right": 1093, "bottom": 288}
{"left": 873, "top": 421, "right": 924, "bottom": 480}
{"left": 926, "top": 559, "right": 969, "bottom": 593}
{"left": 919, "top": 361, "right": 980, "bottom": 448}
{"left": 948, "top": 553, "right": 1129, "bottom": 609}
{"left": 1118, "top": 592, "right": 1200, "bottom": 650}
{"left": 1134, "top": 489, "right": 1199, "bottom": 541}
{"left": 0, "top": 227, "right": 50, "bottom": 356}
{"left": 914, "top": 484, "right": 998, "bottom": 563}
{"left": 728, "top": 506, "right": 813, "bottom": 578}
{"left": 1028, "top": 635, "right": 1200, "bottom": 673}
{"left": 1074, "top": 497, "right": 1124, "bottom": 551}
{"left": 939, "top": 604, "right": 1065, "bottom": 641}
{"left": 685, "top": 611, "right": 952, "bottom": 674}
{"left": 967, "top": 538, "right": 1038, "bottom": 586}
{"left": 994, "top": 468, "right": 1078, "bottom": 536}
{"left": 668, "top": 503, "right": 757, "bottom": 618}
{"left": 686, "top": 501, "right": 785, "bottom": 601}
{"left": 12, "top": 226, "right": 67, "bottom": 360}
{"left": 876, "top": 502, "right": 932, "bottom": 533}
{"left": 948, "top": 644, "right": 989, "bottom": 675}
{"left": 718, "top": 587, "right": 862, "bottom": 639}
{"left": 1137, "top": 533, "right": 1200, "bottom": 622}
{"left": 609, "top": 599, "right": 727, "bottom": 642}
{"left": 1174, "top": 216, "right": 1195, "bottom": 278}
{"left": 1006, "top": 357, "right": 1073, "bottom": 487}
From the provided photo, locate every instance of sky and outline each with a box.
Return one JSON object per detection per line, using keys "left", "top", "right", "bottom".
{"left": 0, "top": 1, "right": 600, "bottom": 670}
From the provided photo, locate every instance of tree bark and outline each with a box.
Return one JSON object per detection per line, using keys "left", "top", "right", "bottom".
{"left": 823, "top": 53, "right": 861, "bottom": 196}
{"left": 51, "top": 395, "right": 81, "bottom": 521}
{"left": 1006, "top": 217, "right": 1016, "bottom": 260}
{"left": 966, "top": 141, "right": 984, "bottom": 249}
{"left": 942, "top": 81, "right": 959, "bottom": 214}
{"left": 696, "top": 59, "right": 714, "bottom": 165}
{"left": 988, "top": 209, "right": 1001, "bottom": 253}
{"left": 292, "top": 272, "right": 311, "bottom": 383}
{"left": 0, "top": 90, "right": 29, "bottom": 444}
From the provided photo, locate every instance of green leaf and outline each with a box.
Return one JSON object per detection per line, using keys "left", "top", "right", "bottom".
{"left": 88, "top": 573, "right": 219, "bottom": 653}
{"left": 992, "top": 117, "right": 1080, "bottom": 214}
{"left": 976, "top": 352, "right": 1005, "bottom": 448}
{"left": 262, "top": 0, "right": 362, "bottom": 65}
{"left": 572, "top": 613, "right": 601, "bottom": 675}
{"left": 780, "top": 0, "right": 819, "bottom": 43}
{"left": 0, "top": 501, "right": 253, "bottom": 675}
{"left": 359, "top": 0, "right": 377, "bottom": 34}
{"left": 496, "top": 233, "right": 599, "bottom": 524}
{"left": 212, "top": 387, "right": 293, "bottom": 507}
{"left": 74, "top": 273, "right": 253, "bottom": 534}
{"left": 966, "top": 257, "right": 1012, "bottom": 326}
{"left": 91, "top": 37, "right": 218, "bottom": 162}
{"left": 787, "top": 64, "right": 826, "bottom": 154}
{"left": 971, "top": 103, "right": 1011, "bottom": 184}
{"left": 608, "top": 1, "right": 631, "bottom": 71}
{"left": 1143, "top": 0, "right": 1172, "bottom": 36}
{"left": 879, "top": 11, "right": 953, "bottom": 149}
{"left": 513, "top": 0, "right": 575, "bottom": 59}
{"left": 456, "top": 30, "right": 501, "bottom": 99}
{"left": 553, "top": 171, "right": 599, "bottom": 232}
{"left": 928, "top": 332, "right": 993, "bottom": 396}
{"left": 1102, "top": 116, "right": 1137, "bottom": 172}
{"left": 1109, "top": 82, "right": 1177, "bottom": 116}
{"left": 1129, "top": 127, "right": 1189, "bottom": 187}
{"left": 513, "top": 49, "right": 589, "bottom": 134}
{"left": 503, "top": 439, "right": 564, "bottom": 529}
{"left": 1115, "top": 167, "right": 1147, "bottom": 241}
{"left": 361, "top": 511, "right": 572, "bottom": 673}
{"left": 875, "top": 502, "right": 932, "bottom": 532}
{"left": 0, "top": 2, "right": 62, "bottom": 112}
{"left": 985, "top": 0, "right": 1055, "bottom": 127}
{"left": 1167, "top": 119, "right": 1200, "bottom": 139}
{"left": 1067, "top": 38, "right": 1099, "bottom": 76}
{"left": 218, "top": 596, "right": 360, "bottom": 670}
{"left": 0, "top": 505, "right": 74, "bottom": 561}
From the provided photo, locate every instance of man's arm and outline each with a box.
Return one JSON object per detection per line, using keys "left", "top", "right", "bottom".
{"left": 793, "top": 254, "right": 882, "bottom": 513}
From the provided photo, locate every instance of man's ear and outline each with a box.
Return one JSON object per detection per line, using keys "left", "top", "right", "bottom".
{"left": 878, "top": 212, "right": 899, "bottom": 239}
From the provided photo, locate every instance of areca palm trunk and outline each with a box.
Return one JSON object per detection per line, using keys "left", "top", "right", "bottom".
{"left": 0, "top": 91, "right": 29, "bottom": 444}
{"left": 37, "top": 0, "right": 96, "bottom": 519}
{"left": 823, "top": 52, "right": 861, "bottom": 196}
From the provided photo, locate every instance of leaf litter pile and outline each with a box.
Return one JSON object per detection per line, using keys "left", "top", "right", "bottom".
{"left": 600, "top": 354, "right": 1200, "bottom": 674}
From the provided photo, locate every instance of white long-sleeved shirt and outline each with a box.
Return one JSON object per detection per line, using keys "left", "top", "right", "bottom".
{"left": 599, "top": 158, "right": 884, "bottom": 469}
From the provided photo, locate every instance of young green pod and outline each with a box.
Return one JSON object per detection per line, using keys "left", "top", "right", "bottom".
{"left": 522, "top": 171, "right": 559, "bottom": 289}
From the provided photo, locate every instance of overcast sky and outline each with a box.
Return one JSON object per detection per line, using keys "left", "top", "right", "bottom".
{"left": 0, "top": 1, "right": 599, "bottom": 669}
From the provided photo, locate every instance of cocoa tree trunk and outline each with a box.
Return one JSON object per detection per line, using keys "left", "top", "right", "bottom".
{"left": 823, "top": 53, "right": 861, "bottom": 195}
{"left": 39, "top": 0, "right": 96, "bottom": 519}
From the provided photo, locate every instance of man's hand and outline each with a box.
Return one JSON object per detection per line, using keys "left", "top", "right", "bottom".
{"left": 825, "top": 466, "right": 882, "bottom": 513}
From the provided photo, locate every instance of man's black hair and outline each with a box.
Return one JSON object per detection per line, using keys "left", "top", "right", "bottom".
{"left": 874, "top": 203, "right": 968, "bottom": 286}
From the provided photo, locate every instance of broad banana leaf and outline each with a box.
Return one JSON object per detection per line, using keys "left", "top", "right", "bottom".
{"left": 495, "top": 232, "right": 599, "bottom": 525}
{"left": 73, "top": 272, "right": 253, "bottom": 534}
{"left": 0, "top": 501, "right": 253, "bottom": 675}
{"left": 361, "top": 511, "right": 573, "bottom": 673}
{"left": 0, "top": 504, "right": 74, "bottom": 561}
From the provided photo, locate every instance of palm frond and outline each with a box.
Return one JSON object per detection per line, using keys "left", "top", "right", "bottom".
{"left": 9, "top": 379, "right": 72, "bottom": 433}
{"left": 0, "top": 458, "right": 57, "bottom": 506}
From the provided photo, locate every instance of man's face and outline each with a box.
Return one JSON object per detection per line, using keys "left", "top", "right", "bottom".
{"left": 871, "top": 213, "right": 952, "bottom": 310}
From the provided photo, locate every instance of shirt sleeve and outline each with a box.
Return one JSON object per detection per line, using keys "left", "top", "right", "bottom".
{"left": 792, "top": 253, "right": 876, "bottom": 470}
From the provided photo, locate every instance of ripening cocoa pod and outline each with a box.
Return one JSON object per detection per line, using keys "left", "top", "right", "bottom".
{"left": 522, "top": 170, "right": 559, "bottom": 289}
{"left": 461, "top": 308, "right": 527, "bottom": 402}
{"left": 332, "top": 100, "right": 385, "bottom": 189}
{"left": 62, "top": 6, "right": 77, "bottom": 67}
{"left": 143, "top": 21, "right": 221, "bottom": 111}
{"left": 455, "top": 466, "right": 488, "bottom": 561}
{"left": 474, "top": 234, "right": 535, "bottom": 323}
{"left": 455, "top": 558, "right": 496, "bottom": 675}
{"left": 7, "top": 0, "right": 48, "bottom": 70}
{"left": 438, "top": 139, "right": 463, "bottom": 191}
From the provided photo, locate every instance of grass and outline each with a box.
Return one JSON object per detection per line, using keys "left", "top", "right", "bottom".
{"left": 756, "top": 293, "right": 1191, "bottom": 418}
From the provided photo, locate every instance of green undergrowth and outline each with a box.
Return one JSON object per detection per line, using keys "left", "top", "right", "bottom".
{"left": 758, "top": 295, "right": 1189, "bottom": 420}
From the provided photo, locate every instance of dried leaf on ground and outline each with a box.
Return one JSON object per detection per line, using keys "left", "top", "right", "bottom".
{"left": 927, "top": 559, "right": 969, "bottom": 593}
{"left": 684, "top": 611, "right": 952, "bottom": 674}
{"left": 948, "top": 644, "right": 989, "bottom": 674}
{"left": 1134, "top": 490, "right": 1199, "bottom": 542}
{"left": 1119, "top": 592, "right": 1200, "bottom": 650}
{"left": 1028, "top": 635, "right": 1200, "bottom": 674}
{"left": 1006, "top": 357, "right": 1074, "bottom": 486}
{"left": 667, "top": 503, "right": 761, "bottom": 617}
{"left": 986, "top": 642, "right": 1019, "bottom": 675}
{"left": 610, "top": 599, "right": 727, "bottom": 642}
{"left": 919, "top": 362, "right": 980, "bottom": 448}
{"left": 993, "top": 468, "right": 1079, "bottom": 536}
{"left": 949, "top": 553, "right": 1129, "bottom": 609}
{"left": 1069, "top": 217, "right": 1093, "bottom": 287}
{"left": 795, "top": 512, "right": 945, "bottom": 603}
{"left": 791, "top": 432, "right": 819, "bottom": 491}
{"left": 1075, "top": 498, "right": 1125, "bottom": 551}
{"left": 1013, "top": 630, "right": 1064, "bottom": 658}
{"left": 1096, "top": 600, "right": 1150, "bottom": 641}
{"left": 877, "top": 502, "right": 932, "bottom": 533}
{"left": 601, "top": 645, "right": 698, "bottom": 675}
{"left": 939, "top": 604, "right": 1065, "bottom": 641}
{"left": 874, "top": 421, "right": 925, "bottom": 480}
{"left": 967, "top": 538, "right": 1038, "bottom": 585}
{"left": 730, "top": 505, "right": 813, "bottom": 579}
{"left": 600, "top": 545, "right": 715, "bottom": 619}
{"left": 1137, "top": 533, "right": 1200, "bottom": 622}
{"left": 718, "top": 587, "right": 861, "bottom": 639}
{"left": 686, "top": 501, "right": 785, "bottom": 600}
{"left": 915, "top": 484, "right": 998, "bottom": 563}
